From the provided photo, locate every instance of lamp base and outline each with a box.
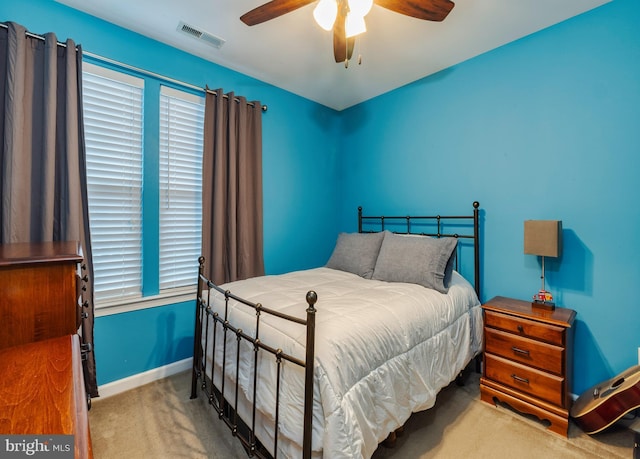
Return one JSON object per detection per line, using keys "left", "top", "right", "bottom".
{"left": 532, "top": 299, "right": 556, "bottom": 311}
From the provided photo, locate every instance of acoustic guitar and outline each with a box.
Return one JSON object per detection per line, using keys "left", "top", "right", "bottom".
{"left": 571, "top": 365, "right": 640, "bottom": 434}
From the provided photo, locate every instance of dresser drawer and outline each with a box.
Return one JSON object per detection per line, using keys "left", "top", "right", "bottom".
{"left": 485, "top": 310, "right": 565, "bottom": 346}
{"left": 0, "top": 242, "right": 83, "bottom": 350}
{"left": 485, "top": 328, "right": 565, "bottom": 375}
{"left": 484, "top": 353, "right": 565, "bottom": 406}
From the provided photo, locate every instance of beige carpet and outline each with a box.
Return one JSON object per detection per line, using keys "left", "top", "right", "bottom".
{"left": 89, "top": 370, "right": 635, "bottom": 458}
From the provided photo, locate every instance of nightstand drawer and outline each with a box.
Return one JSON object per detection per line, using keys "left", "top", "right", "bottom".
{"left": 485, "top": 328, "right": 565, "bottom": 375}
{"left": 484, "top": 353, "right": 564, "bottom": 406}
{"left": 485, "top": 310, "right": 565, "bottom": 346}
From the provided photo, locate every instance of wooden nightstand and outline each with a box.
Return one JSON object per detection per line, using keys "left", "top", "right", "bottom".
{"left": 480, "top": 296, "right": 576, "bottom": 436}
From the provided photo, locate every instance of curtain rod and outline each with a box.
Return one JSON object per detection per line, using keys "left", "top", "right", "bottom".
{"left": 0, "top": 22, "right": 267, "bottom": 112}
{"left": 0, "top": 21, "right": 78, "bottom": 49}
{"left": 84, "top": 51, "right": 267, "bottom": 112}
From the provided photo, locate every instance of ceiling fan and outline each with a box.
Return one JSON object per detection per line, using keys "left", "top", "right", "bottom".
{"left": 240, "top": 0, "right": 455, "bottom": 64}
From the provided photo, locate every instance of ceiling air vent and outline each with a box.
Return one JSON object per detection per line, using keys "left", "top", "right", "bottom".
{"left": 177, "top": 21, "right": 225, "bottom": 49}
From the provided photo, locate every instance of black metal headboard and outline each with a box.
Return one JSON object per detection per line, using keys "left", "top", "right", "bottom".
{"left": 358, "top": 201, "right": 481, "bottom": 299}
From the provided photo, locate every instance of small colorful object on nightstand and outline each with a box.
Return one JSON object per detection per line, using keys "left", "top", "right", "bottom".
{"left": 532, "top": 288, "right": 555, "bottom": 307}
{"left": 532, "top": 289, "right": 555, "bottom": 310}
{"left": 533, "top": 289, "right": 553, "bottom": 302}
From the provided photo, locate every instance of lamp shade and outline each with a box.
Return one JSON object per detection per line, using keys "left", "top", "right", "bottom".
{"left": 524, "top": 220, "right": 562, "bottom": 257}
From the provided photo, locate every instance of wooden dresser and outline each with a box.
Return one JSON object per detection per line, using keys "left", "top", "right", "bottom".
{"left": 0, "top": 241, "right": 84, "bottom": 350}
{"left": 480, "top": 296, "right": 576, "bottom": 436}
{"left": 0, "top": 242, "right": 92, "bottom": 457}
{"left": 0, "top": 335, "right": 93, "bottom": 458}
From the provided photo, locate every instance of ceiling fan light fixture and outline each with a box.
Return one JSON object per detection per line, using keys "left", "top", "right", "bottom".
{"left": 348, "top": 0, "right": 373, "bottom": 18}
{"left": 345, "top": 13, "right": 366, "bottom": 38}
{"left": 313, "top": 0, "right": 338, "bottom": 31}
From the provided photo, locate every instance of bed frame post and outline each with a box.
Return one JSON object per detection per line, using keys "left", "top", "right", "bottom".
{"left": 472, "top": 201, "right": 480, "bottom": 300}
{"left": 190, "top": 256, "right": 206, "bottom": 400}
{"left": 302, "top": 290, "right": 317, "bottom": 459}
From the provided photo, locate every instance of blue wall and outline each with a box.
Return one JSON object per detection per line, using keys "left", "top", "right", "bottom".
{"left": 338, "top": 0, "right": 640, "bottom": 394}
{"left": 1, "top": 0, "right": 340, "bottom": 386}
{"left": 3, "top": 0, "right": 638, "bottom": 395}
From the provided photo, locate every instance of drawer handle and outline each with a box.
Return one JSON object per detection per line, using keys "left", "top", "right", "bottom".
{"left": 511, "top": 346, "right": 530, "bottom": 356}
{"left": 511, "top": 374, "right": 529, "bottom": 384}
{"left": 517, "top": 325, "right": 524, "bottom": 333}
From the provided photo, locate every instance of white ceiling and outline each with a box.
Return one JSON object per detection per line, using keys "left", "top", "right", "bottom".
{"left": 55, "top": 0, "right": 610, "bottom": 111}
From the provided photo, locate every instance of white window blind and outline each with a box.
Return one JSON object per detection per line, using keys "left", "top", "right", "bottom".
{"left": 159, "top": 86, "right": 205, "bottom": 290}
{"left": 82, "top": 63, "right": 144, "bottom": 303}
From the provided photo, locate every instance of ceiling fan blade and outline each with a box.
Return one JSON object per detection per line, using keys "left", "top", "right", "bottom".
{"left": 375, "top": 0, "right": 455, "bottom": 22}
{"left": 240, "top": 0, "right": 316, "bottom": 26}
{"left": 333, "top": 11, "right": 355, "bottom": 63}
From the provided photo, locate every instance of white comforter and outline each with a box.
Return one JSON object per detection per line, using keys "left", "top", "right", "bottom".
{"left": 203, "top": 267, "right": 482, "bottom": 458}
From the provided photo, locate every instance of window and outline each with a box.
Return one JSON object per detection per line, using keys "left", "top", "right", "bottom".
{"left": 159, "top": 86, "right": 205, "bottom": 290}
{"left": 82, "top": 63, "right": 205, "bottom": 310}
{"left": 82, "top": 64, "right": 144, "bottom": 303}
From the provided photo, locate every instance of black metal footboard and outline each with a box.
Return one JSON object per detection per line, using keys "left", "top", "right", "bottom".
{"left": 190, "top": 256, "right": 317, "bottom": 459}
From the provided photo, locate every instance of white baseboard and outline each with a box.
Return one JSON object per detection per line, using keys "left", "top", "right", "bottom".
{"left": 97, "top": 357, "right": 192, "bottom": 399}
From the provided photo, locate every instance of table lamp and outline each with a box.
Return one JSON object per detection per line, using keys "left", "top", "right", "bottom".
{"left": 524, "top": 220, "right": 562, "bottom": 310}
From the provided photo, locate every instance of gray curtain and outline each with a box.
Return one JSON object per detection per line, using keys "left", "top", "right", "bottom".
{"left": 201, "top": 88, "right": 264, "bottom": 284}
{"left": 0, "top": 22, "right": 97, "bottom": 396}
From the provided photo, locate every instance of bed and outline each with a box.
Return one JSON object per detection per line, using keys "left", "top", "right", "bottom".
{"left": 190, "top": 202, "right": 483, "bottom": 458}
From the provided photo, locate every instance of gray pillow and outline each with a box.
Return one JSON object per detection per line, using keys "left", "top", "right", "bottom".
{"left": 326, "top": 232, "right": 385, "bottom": 279}
{"left": 372, "top": 231, "right": 458, "bottom": 293}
